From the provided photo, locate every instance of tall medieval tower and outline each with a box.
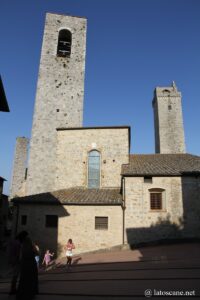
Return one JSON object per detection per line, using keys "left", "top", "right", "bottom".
{"left": 25, "top": 13, "right": 87, "bottom": 195}
{"left": 152, "top": 82, "right": 186, "bottom": 154}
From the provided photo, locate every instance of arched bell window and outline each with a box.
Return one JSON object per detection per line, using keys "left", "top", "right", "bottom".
{"left": 88, "top": 150, "right": 100, "bottom": 188}
{"left": 57, "top": 29, "right": 72, "bottom": 57}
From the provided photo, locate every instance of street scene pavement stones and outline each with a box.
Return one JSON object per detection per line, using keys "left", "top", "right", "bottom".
{"left": 0, "top": 243, "right": 200, "bottom": 299}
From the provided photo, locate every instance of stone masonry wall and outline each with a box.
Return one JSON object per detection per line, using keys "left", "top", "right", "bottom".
{"left": 16, "top": 204, "right": 123, "bottom": 257}
{"left": 26, "top": 13, "right": 87, "bottom": 195}
{"left": 181, "top": 176, "right": 200, "bottom": 237}
{"left": 55, "top": 127, "right": 129, "bottom": 189}
{"left": 153, "top": 85, "right": 186, "bottom": 154}
{"left": 10, "top": 137, "right": 29, "bottom": 198}
{"left": 125, "top": 176, "right": 185, "bottom": 244}
{"left": 125, "top": 176, "right": 200, "bottom": 245}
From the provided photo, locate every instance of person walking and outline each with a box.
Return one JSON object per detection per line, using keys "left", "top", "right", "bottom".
{"left": 33, "top": 242, "right": 40, "bottom": 269}
{"left": 8, "top": 231, "right": 28, "bottom": 295}
{"left": 42, "top": 250, "right": 54, "bottom": 269}
{"left": 65, "top": 239, "right": 75, "bottom": 269}
{"left": 16, "top": 234, "right": 38, "bottom": 300}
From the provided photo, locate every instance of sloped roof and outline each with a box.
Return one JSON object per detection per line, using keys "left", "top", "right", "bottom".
{"left": 122, "top": 154, "right": 200, "bottom": 176}
{"left": 12, "top": 188, "right": 122, "bottom": 205}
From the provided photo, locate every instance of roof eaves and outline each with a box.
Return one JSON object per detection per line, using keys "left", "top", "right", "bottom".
{"left": 13, "top": 200, "right": 122, "bottom": 206}
{"left": 56, "top": 125, "right": 131, "bottom": 131}
{"left": 122, "top": 172, "right": 200, "bottom": 177}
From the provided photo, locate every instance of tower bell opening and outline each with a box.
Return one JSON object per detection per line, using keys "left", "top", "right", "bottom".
{"left": 57, "top": 29, "right": 72, "bottom": 57}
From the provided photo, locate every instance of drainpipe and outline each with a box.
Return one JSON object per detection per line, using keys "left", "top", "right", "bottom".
{"left": 122, "top": 176, "right": 126, "bottom": 245}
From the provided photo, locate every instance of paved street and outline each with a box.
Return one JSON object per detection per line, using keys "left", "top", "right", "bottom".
{"left": 0, "top": 243, "right": 200, "bottom": 299}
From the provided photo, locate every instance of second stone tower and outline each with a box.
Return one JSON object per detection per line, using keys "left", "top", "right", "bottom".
{"left": 152, "top": 82, "right": 186, "bottom": 154}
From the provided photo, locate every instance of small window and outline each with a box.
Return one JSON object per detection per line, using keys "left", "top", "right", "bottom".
{"left": 45, "top": 215, "right": 58, "bottom": 228}
{"left": 150, "top": 193, "right": 162, "bottom": 210}
{"left": 95, "top": 217, "right": 108, "bottom": 230}
{"left": 144, "top": 176, "right": 152, "bottom": 183}
{"left": 24, "top": 168, "right": 28, "bottom": 180}
{"left": 168, "top": 105, "right": 172, "bottom": 110}
{"left": 21, "top": 215, "right": 27, "bottom": 226}
{"left": 57, "top": 29, "right": 72, "bottom": 57}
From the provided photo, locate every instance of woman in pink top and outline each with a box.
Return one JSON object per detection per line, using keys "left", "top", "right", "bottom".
{"left": 65, "top": 239, "right": 75, "bottom": 268}
{"left": 42, "top": 250, "right": 54, "bottom": 269}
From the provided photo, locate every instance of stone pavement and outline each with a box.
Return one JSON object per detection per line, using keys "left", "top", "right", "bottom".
{"left": 0, "top": 243, "right": 200, "bottom": 299}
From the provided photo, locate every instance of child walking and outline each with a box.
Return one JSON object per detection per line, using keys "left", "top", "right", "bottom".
{"left": 42, "top": 250, "right": 54, "bottom": 269}
{"left": 65, "top": 239, "right": 75, "bottom": 269}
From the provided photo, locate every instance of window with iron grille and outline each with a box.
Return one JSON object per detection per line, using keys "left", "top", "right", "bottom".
{"left": 45, "top": 215, "right": 58, "bottom": 228}
{"left": 150, "top": 193, "right": 162, "bottom": 210}
{"left": 88, "top": 150, "right": 100, "bottom": 188}
{"left": 95, "top": 217, "right": 108, "bottom": 230}
{"left": 21, "top": 215, "right": 27, "bottom": 226}
{"left": 57, "top": 29, "right": 72, "bottom": 57}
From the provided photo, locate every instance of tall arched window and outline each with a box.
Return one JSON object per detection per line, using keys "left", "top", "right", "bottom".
{"left": 57, "top": 29, "right": 72, "bottom": 57}
{"left": 88, "top": 150, "right": 100, "bottom": 188}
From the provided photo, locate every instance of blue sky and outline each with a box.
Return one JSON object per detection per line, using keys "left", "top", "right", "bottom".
{"left": 0, "top": 0, "right": 200, "bottom": 195}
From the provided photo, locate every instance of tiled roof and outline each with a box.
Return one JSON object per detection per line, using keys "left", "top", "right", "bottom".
{"left": 12, "top": 188, "right": 122, "bottom": 205}
{"left": 122, "top": 154, "right": 200, "bottom": 176}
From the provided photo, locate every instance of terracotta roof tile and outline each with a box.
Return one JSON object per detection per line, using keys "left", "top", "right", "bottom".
{"left": 13, "top": 188, "right": 122, "bottom": 205}
{"left": 122, "top": 154, "right": 200, "bottom": 176}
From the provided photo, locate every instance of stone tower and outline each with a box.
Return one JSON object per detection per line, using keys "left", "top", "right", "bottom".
{"left": 152, "top": 82, "right": 186, "bottom": 154}
{"left": 10, "top": 137, "right": 29, "bottom": 198}
{"left": 26, "top": 13, "right": 87, "bottom": 195}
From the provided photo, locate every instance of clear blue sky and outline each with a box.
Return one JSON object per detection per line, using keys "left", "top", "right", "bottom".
{"left": 0, "top": 0, "right": 200, "bottom": 195}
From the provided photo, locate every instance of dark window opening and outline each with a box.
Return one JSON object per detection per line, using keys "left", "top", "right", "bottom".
{"left": 168, "top": 105, "right": 172, "bottom": 110}
{"left": 45, "top": 215, "right": 58, "bottom": 228}
{"left": 163, "top": 89, "right": 170, "bottom": 94}
{"left": 144, "top": 176, "right": 152, "bottom": 183}
{"left": 21, "top": 215, "right": 27, "bottom": 226}
{"left": 57, "top": 29, "right": 72, "bottom": 57}
{"left": 150, "top": 193, "right": 162, "bottom": 210}
{"left": 95, "top": 216, "right": 108, "bottom": 230}
{"left": 24, "top": 168, "right": 28, "bottom": 180}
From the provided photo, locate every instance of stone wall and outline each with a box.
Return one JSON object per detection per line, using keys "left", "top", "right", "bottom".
{"left": 15, "top": 203, "right": 123, "bottom": 257}
{"left": 181, "top": 176, "right": 200, "bottom": 237}
{"left": 124, "top": 176, "right": 200, "bottom": 245}
{"left": 26, "top": 13, "right": 87, "bottom": 195}
{"left": 55, "top": 127, "right": 130, "bottom": 189}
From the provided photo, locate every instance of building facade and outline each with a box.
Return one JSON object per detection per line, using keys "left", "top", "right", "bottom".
{"left": 11, "top": 13, "right": 200, "bottom": 257}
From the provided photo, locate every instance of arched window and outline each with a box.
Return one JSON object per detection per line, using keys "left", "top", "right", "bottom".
{"left": 57, "top": 29, "right": 72, "bottom": 57}
{"left": 88, "top": 150, "right": 100, "bottom": 188}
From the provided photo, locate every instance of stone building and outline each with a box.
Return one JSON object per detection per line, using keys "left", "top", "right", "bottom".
{"left": 0, "top": 75, "right": 10, "bottom": 245}
{"left": 0, "top": 177, "right": 9, "bottom": 245}
{"left": 11, "top": 13, "right": 200, "bottom": 257}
